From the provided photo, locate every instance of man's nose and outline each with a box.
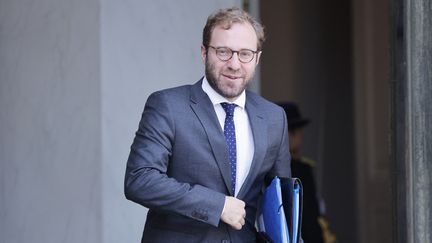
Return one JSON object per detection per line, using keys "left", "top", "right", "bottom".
{"left": 226, "top": 53, "right": 241, "bottom": 70}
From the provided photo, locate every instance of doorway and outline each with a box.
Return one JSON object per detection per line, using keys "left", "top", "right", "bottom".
{"left": 258, "top": 0, "right": 393, "bottom": 242}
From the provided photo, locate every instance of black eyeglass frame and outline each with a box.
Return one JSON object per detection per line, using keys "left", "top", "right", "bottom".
{"left": 207, "top": 45, "right": 260, "bottom": 63}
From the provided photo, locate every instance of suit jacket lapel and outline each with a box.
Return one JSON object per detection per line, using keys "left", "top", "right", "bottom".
{"left": 189, "top": 80, "right": 234, "bottom": 195}
{"left": 237, "top": 94, "right": 268, "bottom": 199}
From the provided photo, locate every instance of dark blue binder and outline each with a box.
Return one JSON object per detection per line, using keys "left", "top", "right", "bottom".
{"left": 257, "top": 177, "right": 303, "bottom": 243}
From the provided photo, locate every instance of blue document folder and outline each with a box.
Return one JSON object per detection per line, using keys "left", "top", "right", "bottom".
{"left": 281, "top": 178, "right": 302, "bottom": 243}
{"left": 257, "top": 177, "right": 303, "bottom": 243}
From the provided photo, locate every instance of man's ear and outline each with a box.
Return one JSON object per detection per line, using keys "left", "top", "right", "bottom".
{"left": 200, "top": 45, "right": 207, "bottom": 62}
{"left": 255, "top": 51, "right": 262, "bottom": 66}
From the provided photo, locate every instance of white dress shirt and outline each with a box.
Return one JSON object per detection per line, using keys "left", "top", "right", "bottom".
{"left": 202, "top": 77, "right": 254, "bottom": 196}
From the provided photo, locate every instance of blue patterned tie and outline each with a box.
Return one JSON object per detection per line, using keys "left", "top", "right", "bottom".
{"left": 221, "top": 102, "right": 237, "bottom": 195}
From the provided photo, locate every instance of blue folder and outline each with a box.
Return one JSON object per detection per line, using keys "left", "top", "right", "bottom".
{"left": 257, "top": 177, "right": 303, "bottom": 243}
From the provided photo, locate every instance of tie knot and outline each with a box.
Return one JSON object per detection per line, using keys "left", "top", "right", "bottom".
{"left": 221, "top": 102, "right": 236, "bottom": 117}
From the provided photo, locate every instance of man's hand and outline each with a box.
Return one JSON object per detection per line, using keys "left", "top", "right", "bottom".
{"left": 220, "top": 196, "right": 246, "bottom": 230}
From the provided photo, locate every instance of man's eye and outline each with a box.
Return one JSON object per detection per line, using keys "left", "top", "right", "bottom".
{"left": 218, "top": 49, "right": 230, "bottom": 56}
{"left": 240, "top": 51, "right": 253, "bottom": 58}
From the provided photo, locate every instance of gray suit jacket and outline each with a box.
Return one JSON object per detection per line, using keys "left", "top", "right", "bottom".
{"left": 125, "top": 79, "right": 291, "bottom": 243}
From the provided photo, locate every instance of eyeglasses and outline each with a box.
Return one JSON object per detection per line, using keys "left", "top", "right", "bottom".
{"left": 207, "top": 46, "right": 259, "bottom": 63}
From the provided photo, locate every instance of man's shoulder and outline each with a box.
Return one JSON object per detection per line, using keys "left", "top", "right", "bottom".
{"left": 148, "top": 80, "right": 201, "bottom": 101}
{"left": 246, "top": 90, "right": 284, "bottom": 114}
{"left": 152, "top": 83, "right": 194, "bottom": 97}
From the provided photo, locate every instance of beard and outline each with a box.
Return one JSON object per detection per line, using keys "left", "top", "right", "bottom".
{"left": 205, "top": 57, "right": 254, "bottom": 99}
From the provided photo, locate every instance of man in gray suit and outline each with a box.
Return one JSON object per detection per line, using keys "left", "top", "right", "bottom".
{"left": 125, "top": 7, "right": 291, "bottom": 243}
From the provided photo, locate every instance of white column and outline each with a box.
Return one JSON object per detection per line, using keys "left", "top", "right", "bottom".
{"left": 0, "top": 0, "right": 102, "bottom": 242}
{"left": 0, "top": 1, "right": 243, "bottom": 242}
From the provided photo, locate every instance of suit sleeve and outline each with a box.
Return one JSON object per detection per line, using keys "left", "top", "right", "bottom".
{"left": 124, "top": 91, "right": 226, "bottom": 227}
{"left": 266, "top": 106, "right": 292, "bottom": 181}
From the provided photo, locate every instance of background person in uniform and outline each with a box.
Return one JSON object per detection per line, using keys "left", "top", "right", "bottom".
{"left": 278, "top": 102, "right": 326, "bottom": 243}
{"left": 125, "top": 7, "right": 291, "bottom": 243}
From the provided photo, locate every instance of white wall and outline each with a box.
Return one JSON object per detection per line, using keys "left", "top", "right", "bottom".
{"left": 0, "top": 0, "right": 242, "bottom": 242}
{"left": 0, "top": 0, "right": 102, "bottom": 242}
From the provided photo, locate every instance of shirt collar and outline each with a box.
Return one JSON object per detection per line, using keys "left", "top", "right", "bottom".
{"left": 202, "top": 76, "right": 246, "bottom": 109}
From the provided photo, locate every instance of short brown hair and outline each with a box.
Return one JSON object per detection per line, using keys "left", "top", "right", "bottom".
{"left": 202, "top": 7, "right": 265, "bottom": 51}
